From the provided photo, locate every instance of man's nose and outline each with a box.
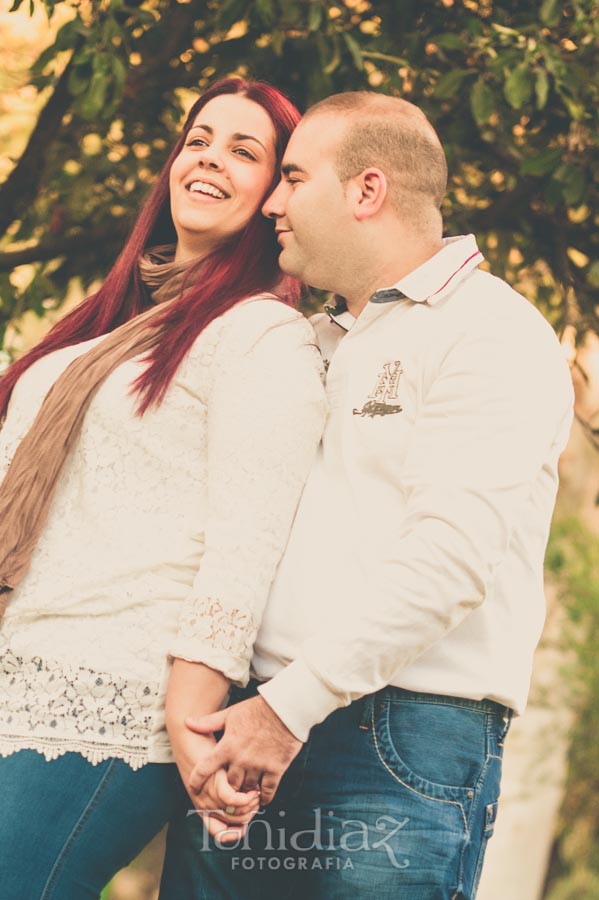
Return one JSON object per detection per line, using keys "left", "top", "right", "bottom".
{"left": 262, "top": 183, "right": 284, "bottom": 219}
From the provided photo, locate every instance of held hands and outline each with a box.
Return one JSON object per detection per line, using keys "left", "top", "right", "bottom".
{"left": 186, "top": 694, "right": 302, "bottom": 806}
{"left": 165, "top": 658, "right": 260, "bottom": 843}
{"left": 168, "top": 722, "right": 260, "bottom": 843}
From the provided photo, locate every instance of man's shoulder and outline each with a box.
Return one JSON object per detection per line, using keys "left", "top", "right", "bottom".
{"left": 446, "top": 269, "right": 559, "bottom": 342}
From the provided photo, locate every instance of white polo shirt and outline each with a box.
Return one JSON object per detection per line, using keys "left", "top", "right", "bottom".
{"left": 254, "top": 235, "right": 574, "bottom": 742}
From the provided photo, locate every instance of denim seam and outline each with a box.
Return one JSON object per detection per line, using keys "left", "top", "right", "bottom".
{"left": 370, "top": 702, "right": 469, "bottom": 834}
{"left": 384, "top": 693, "right": 504, "bottom": 716}
{"left": 39, "top": 758, "right": 120, "bottom": 900}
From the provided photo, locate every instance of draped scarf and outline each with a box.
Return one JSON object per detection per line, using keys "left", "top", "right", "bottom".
{"left": 0, "top": 245, "right": 197, "bottom": 605}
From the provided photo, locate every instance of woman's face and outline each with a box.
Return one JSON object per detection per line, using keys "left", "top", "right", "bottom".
{"left": 169, "top": 94, "right": 277, "bottom": 263}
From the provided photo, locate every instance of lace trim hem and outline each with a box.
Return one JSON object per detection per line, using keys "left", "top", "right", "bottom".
{"left": 0, "top": 734, "right": 150, "bottom": 771}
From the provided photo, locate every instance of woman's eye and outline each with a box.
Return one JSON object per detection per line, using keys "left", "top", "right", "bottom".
{"left": 234, "top": 147, "right": 256, "bottom": 160}
{"left": 187, "top": 138, "right": 208, "bottom": 147}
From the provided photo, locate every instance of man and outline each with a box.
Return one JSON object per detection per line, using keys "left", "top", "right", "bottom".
{"left": 161, "top": 92, "right": 574, "bottom": 899}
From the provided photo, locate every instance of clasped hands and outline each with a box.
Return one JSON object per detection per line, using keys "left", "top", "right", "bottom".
{"left": 177, "top": 694, "right": 302, "bottom": 844}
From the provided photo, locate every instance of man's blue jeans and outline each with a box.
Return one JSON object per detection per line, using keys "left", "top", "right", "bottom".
{"left": 0, "top": 749, "right": 185, "bottom": 899}
{"left": 160, "top": 684, "right": 511, "bottom": 900}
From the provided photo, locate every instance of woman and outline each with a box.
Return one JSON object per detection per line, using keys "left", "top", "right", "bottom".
{"left": 0, "top": 78, "right": 325, "bottom": 898}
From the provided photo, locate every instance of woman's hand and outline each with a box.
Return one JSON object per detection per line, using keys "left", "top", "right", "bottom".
{"left": 165, "top": 658, "right": 260, "bottom": 842}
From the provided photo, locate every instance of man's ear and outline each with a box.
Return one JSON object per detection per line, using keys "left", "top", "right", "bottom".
{"left": 347, "top": 168, "right": 388, "bottom": 221}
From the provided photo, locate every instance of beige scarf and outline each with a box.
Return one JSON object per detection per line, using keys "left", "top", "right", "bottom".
{"left": 0, "top": 245, "right": 196, "bottom": 603}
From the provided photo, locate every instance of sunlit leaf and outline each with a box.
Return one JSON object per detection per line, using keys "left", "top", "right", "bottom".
{"left": 540, "top": 0, "right": 561, "bottom": 27}
{"left": 504, "top": 64, "right": 534, "bottom": 109}
{"left": 470, "top": 79, "right": 495, "bottom": 124}
{"left": 434, "top": 69, "right": 472, "bottom": 100}
{"left": 535, "top": 69, "right": 549, "bottom": 110}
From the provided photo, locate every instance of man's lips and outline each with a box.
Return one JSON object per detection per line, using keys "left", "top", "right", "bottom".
{"left": 275, "top": 229, "right": 292, "bottom": 243}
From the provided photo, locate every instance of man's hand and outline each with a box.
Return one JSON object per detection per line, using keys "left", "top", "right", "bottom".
{"left": 186, "top": 694, "right": 302, "bottom": 805}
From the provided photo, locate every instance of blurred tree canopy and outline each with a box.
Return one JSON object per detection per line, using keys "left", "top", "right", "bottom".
{"left": 1, "top": 0, "right": 598, "bottom": 349}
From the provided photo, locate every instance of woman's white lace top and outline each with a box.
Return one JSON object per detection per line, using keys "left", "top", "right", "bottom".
{"left": 0, "top": 297, "right": 325, "bottom": 769}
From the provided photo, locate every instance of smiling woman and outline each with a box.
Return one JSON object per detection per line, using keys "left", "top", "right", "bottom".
{"left": 169, "top": 94, "right": 277, "bottom": 262}
{"left": 0, "top": 78, "right": 326, "bottom": 900}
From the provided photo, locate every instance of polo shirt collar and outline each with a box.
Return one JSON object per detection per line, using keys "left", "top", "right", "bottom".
{"left": 323, "top": 234, "right": 484, "bottom": 329}
{"left": 372, "top": 234, "right": 484, "bottom": 306}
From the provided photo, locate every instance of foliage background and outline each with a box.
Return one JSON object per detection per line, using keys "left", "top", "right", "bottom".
{"left": 0, "top": 1, "right": 598, "bottom": 897}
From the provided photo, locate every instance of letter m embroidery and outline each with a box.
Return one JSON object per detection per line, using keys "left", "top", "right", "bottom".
{"left": 369, "top": 361, "right": 403, "bottom": 402}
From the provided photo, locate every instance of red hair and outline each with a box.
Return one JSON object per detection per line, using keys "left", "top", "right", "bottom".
{"left": 0, "top": 78, "right": 301, "bottom": 416}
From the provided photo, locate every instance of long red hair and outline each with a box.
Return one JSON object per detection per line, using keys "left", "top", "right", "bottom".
{"left": 0, "top": 78, "right": 301, "bottom": 416}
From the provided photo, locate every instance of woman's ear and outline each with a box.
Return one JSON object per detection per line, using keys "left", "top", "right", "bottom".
{"left": 347, "top": 168, "right": 388, "bottom": 221}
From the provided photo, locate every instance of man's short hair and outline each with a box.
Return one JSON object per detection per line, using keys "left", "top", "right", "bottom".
{"left": 305, "top": 92, "right": 447, "bottom": 224}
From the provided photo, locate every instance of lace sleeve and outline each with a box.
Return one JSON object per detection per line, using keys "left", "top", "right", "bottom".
{"left": 169, "top": 299, "right": 326, "bottom": 684}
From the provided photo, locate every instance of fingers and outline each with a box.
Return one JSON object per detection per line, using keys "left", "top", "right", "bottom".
{"left": 259, "top": 772, "right": 282, "bottom": 806}
{"left": 241, "top": 767, "right": 262, "bottom": 792}
{"left": 188, "top": 745, "right": 227, "bottom": 792}
{"left": 226, "top": 764, "right": 246, "bottom": 791}
{"left": 214, "top": 769, "right": 257, "bottom": 809}
{"left": 185, "top": 709, "right": 227, "bottom": 735}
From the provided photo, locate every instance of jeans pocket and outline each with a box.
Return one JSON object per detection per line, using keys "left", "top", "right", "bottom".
{"left": 471, "top": 800, "right": 498, "bottom": 895}
{"left": 373, "top": 697, "right": 488, "bottom": 802}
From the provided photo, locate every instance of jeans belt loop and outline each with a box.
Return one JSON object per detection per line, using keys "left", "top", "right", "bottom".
{"left": 359, "top": 692, "right": 375, "bottom": 731}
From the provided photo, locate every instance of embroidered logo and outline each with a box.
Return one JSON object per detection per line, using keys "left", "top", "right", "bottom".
{"left": 353, "top": 360, "right": 403, "bottom": 417}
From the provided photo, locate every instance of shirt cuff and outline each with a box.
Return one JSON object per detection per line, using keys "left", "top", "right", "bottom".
{"left": 168, "top": 641, "right": 249, "bottom": 688}
{"left": 257, "top": 659, "right": 345, "bottom": 742}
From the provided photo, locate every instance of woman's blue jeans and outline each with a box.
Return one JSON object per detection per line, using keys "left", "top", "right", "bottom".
{"left": 0, "top": 749, "right": 186, "bottom": 899}
{"left": 160, "top": 684, "right": 512, "bottom": 900}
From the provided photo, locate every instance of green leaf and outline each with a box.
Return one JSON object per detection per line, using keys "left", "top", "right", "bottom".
{"left": 540, "top": 0, "right": 561, "bottom": 27}
{"left": 8, "top": 0, "right": 25, "bottom": 12}
{"left": 344, "top": 33, "right": 363, "bottom": 71}
{"left": 554, "top": 164, "right": 585, "bottom": 205}
{"left": 68, "top": 62, "right": 93, "bottom": 97}
{"left": 78, "top": 69, "right": 109, "bottom": 120}
{"left": 587, "top": 261, "right": 599, "bottom": 289}
{"left": 110, "top": 54, "right": 127, "bottom": 96}
{"left": 254, "top": 0, "right": 275, "bottom": 26}
{"left": 308, "top": 2, "right": 323, "bottom": 32}
{"left": 562, "top": 95, "right": 585, "bottom": 120}
{"left": 434, "top": 69, "right": 472, "bottom": 100}
{"left": 217, "top": 0, "right": 249, "bottom": 31}
{"left": 491, "top": 23, "right": 520, "bottom": 37}
{"left": 323, "top": 34, "right": 341, "bottom": 75}
{"left": 470, "top": 79, "right": 495, "bottom": 124}
{"left": 436, "top": 33, "right": 466, "bottom": 51}
{"left": 504, "top": 64, "right": 534, "bottom": 109}
{"left": 520, "top": 147, "right": 561, "bottom": 175}
{"left": 535, "top": 69, "right": 549, "bottom": 110}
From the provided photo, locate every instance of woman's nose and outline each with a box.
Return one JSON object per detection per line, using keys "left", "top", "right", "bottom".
{"left": 198, "top": 151, "right": 223, "bottom": 171}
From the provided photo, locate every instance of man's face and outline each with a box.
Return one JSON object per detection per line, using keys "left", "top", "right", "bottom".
{"left": 262, "top": 116, "right": 353, "bottom": 291}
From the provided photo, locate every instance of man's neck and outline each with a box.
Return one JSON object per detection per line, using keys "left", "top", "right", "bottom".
{"left": 344, "top": 236, "right": 444, "bottom": 318}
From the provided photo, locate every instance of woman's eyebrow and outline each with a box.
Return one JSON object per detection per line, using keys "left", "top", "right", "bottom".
{"left": 232, "top": 132, "right": 268, "bottom": 153}
{"left": 188, "top": 124, "right": 267, "bottom": 153}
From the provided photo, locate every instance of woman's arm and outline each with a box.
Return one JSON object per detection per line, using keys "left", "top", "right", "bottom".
{"left": 169, "top": 298, "right": 326, "bottom": 685}
{"left": 166, "top": 658, "right": 259, "bottom": 841}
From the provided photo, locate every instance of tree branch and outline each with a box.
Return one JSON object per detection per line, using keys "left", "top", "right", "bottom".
{"left": 0, "top": 222, "right": 129, "bottom": 271}
{"left": 0, "top": 44, "right": 83, "bottom": 241}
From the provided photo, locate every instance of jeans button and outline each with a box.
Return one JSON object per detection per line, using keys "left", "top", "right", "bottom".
{"left": 467, "top": 790, "right": 474, "bottom": 799}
